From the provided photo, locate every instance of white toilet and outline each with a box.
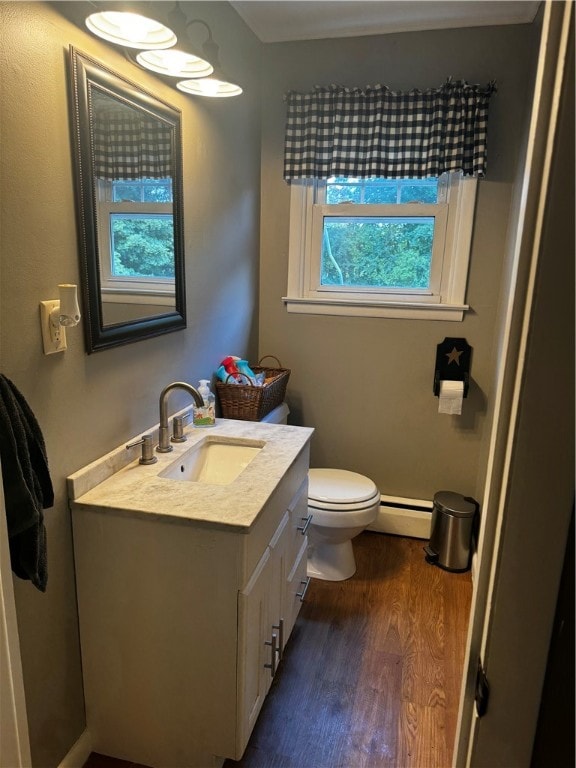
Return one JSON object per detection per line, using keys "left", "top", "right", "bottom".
{"left": 261, "top": 405, "right": 380, "bottom": 581}
{"left": 306, "top": 469, "right": 380, "bottom": 581}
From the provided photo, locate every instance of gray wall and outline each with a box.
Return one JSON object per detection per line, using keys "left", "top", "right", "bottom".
{"left": 258, "top": 23, "right": 539, "bottom": 500}
{"left": 0, "top": 2, "right": 261, "bottom": 765}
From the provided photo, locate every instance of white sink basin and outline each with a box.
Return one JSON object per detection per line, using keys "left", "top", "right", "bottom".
{"left": 159, "top": 438, "right": 264, "bottom": 485}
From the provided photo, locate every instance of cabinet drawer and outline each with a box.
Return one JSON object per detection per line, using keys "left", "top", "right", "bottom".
{"left": 288, "top": 479, "right": 311, "bottom": 565}
{"left": 284, "top": 539, "right": 309, "bottom": 643}
{"left": 240, "top": 445, "right": 309, "bottom": 585}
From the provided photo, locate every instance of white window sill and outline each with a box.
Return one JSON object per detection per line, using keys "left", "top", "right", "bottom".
{"left": 283, "top": 296, "right": 468, "bottom": 321}
{"left": 101, "top": 289, "right": 175, "bottom": 306}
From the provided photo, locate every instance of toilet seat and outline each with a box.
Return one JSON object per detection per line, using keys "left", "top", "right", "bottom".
{"left": 308, "top": 468, "right": 379, "bottom": 511}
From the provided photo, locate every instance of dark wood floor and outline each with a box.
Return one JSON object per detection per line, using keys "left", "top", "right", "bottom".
{"left": 83, "top": 755, "right": 142, "bottom": 768}
{"left": 84, "top": 532, "right": 472, "bottom": 768}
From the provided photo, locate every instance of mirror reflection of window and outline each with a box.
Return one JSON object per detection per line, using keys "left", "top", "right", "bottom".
{"left": 91, "top": 89, "right": 177, "bottom": 326}
{"left": 69, "top": 47, "right": 186, "bottom": 352}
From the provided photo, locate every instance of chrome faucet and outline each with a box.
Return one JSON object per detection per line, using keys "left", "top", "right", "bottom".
{"left": 157, "top": 382, "right": 204, "bottom": 453}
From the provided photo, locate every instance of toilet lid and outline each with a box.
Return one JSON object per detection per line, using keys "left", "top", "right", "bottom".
{"left": 308, "top": 468, "right": 379, "bottom": 505}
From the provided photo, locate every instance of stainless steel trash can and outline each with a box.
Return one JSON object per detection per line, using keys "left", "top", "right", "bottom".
{"left": 424, "top": 491, "right": 478, "bottom": 572}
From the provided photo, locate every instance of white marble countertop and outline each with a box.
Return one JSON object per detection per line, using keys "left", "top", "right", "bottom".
{"left": 68, "top": 418, "right": 313, "bottom": 532}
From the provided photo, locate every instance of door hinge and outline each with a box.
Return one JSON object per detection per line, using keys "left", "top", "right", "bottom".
{"left": 475, "top": 658, "right": 490, "bottom": 717}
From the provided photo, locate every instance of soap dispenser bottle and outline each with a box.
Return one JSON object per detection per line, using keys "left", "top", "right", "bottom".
{"left": 193, "top": 379, "right": 216, "bottom": 427}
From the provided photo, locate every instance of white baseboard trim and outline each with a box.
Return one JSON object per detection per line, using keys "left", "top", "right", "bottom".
{"left": 368, "top": 494, "right": 433, "bottom": 540}
{"left": 57, "top": 729, "right": 92, "bottom": 768}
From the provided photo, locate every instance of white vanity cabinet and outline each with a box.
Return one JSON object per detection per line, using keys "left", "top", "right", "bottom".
{"left": 237, "top": 491, "right": 311, "bottom": 755}
{"left": 70, "top": 433, "right": 311, "bottom": 768}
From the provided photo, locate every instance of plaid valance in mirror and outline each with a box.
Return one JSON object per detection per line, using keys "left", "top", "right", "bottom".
{"left": 284, "top": 79, "right": 497, "bottom": 181}
{"left": 92, "top": 109, "right": 173, "bottom": 181}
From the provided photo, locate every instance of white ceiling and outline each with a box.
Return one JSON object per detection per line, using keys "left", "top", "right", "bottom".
{"left": 229, "top": 1, "right": 541, "bottom": 43}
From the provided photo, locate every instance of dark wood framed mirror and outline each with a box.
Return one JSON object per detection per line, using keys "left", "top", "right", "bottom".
{"left": 68, "top": 46, "right": 186, "bottom": 353}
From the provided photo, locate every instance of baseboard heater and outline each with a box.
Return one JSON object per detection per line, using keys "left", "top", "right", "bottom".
{"left": 367, "top": 494, "right": 433, "bottom": 540}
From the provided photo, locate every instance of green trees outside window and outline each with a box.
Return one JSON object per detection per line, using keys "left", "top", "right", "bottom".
{"left": 322, "top": 217, "right": 434, "bottom": 289}
{"left": 110, "top": 214, "right": 174, "bottom": 278}
{"left": 107, "top": 178, "right": 174, "bottom": 280}
{"left": 321, "top": 178, "right": 439, "bottom": 290}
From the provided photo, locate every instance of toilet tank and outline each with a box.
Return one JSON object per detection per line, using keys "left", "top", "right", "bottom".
{"left": 259, "top": 402, "right": 289, "bottom": 424}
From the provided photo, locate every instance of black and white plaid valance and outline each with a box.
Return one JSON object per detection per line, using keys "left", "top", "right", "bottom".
{"left": 284, "top": 79, "right": 497, "bottom": 180}
{"left": 92, "top": 109, "right": 173, "bottom": 180}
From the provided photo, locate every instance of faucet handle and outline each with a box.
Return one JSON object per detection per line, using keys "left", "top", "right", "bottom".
{"left": 126, "top": 434, "right": 158, "bottom": 465}
{"left": 171, "top": 412, "right": 191, "bottom": 443}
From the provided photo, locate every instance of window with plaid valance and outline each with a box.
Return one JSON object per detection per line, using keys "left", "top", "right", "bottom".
{"left": 283, "top": 79, "right": 497, "bottom": 181}
{"left": 92, "top": 108, "right": 173, "bottom": 180}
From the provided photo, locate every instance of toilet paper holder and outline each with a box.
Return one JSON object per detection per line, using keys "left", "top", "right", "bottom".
{"left": 433, "top": 337, "right": 472, "bottom": 397}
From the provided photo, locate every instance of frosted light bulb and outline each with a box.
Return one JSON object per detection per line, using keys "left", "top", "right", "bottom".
{"left": 177, "top": 78, "right": 242, "bottom": 98}
{"left": 85, "top": 11, "right": 177, "bottom": 50}
{"left": 199, "top": 78, "right": 221, "bottom": 96}
{"left": 136, "top": 50, "right": 213, "bottom": 78}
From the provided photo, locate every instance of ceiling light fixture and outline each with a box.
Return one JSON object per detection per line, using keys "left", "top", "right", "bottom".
{"left": 85, "top": 10, "right": 177, "bottom": 50}
{"left": 135, "top": 49, "right": 213, "bottom": 79}
{"left": 176, "top": 77, "right": 242, "bottom": 98}
{"left": 177, "top": 19, "right": 243, "bottom": 98}
{"left": 83, "top": 5, "right": 241, "bottom": 98}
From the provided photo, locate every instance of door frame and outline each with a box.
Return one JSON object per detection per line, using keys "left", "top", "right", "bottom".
{"left": 0, "top": 459, "right": 32, "bottom": 768}
{"left": 454, "top": 1, "right": 574, "bottom": 764}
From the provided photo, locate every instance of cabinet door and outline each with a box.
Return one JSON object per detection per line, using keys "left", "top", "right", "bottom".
{"left": 269, "top": 512, "right": 292, "bottom": 659}
{"left": 237, "top": 548, "right": 273, "bottom": 756}
{"left": 236, "top": 499, "right": 309, "bottom": 758}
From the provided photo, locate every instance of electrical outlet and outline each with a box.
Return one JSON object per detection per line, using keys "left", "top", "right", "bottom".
{"left": 40, "top": 300, "right": 67, "bottom": 354}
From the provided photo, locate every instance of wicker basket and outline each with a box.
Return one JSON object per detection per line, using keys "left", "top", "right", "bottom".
{"left": 215, "top": 356, "right": 290, "bottom": 421}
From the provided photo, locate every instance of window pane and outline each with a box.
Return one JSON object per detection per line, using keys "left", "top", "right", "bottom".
{"left": 112, "top": 178, "right": 173, "bottom": 203}
{"left": 398, "top": 179, "right": 438, "bottom": 204}
{"left": 321, "top": 217, "right": 434, "bottom": 290}
{"left": 363, "top": 182, "right": 397, "bottom": 204}
{"left": 143, "top": 179, "right": 173, "bottom": 202}
{"left": 109, "top": 214, "right": 175, "bottom": 278}
{"left": 326, "top": 180, "right": 361, "bottom": 204}
{"left": 112, "top": 182, "right": 141, "bottom": 202}
{"left": 326, "top": 177, "right": 438, "bottom": 205}
{"left": 143, "top": 183, "right": 172, "bottom": 202}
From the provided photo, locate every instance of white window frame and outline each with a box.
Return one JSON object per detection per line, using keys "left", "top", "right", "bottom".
{"left": 284, "top": 173, "right": 477, "bottom": 320}
{"left": 96, "top": 180, "right": 176, "bottom": 307}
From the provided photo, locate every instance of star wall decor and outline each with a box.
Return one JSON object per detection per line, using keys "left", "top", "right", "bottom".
{"left": 446, "top": 346, "right": 464, "bottom": 365}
